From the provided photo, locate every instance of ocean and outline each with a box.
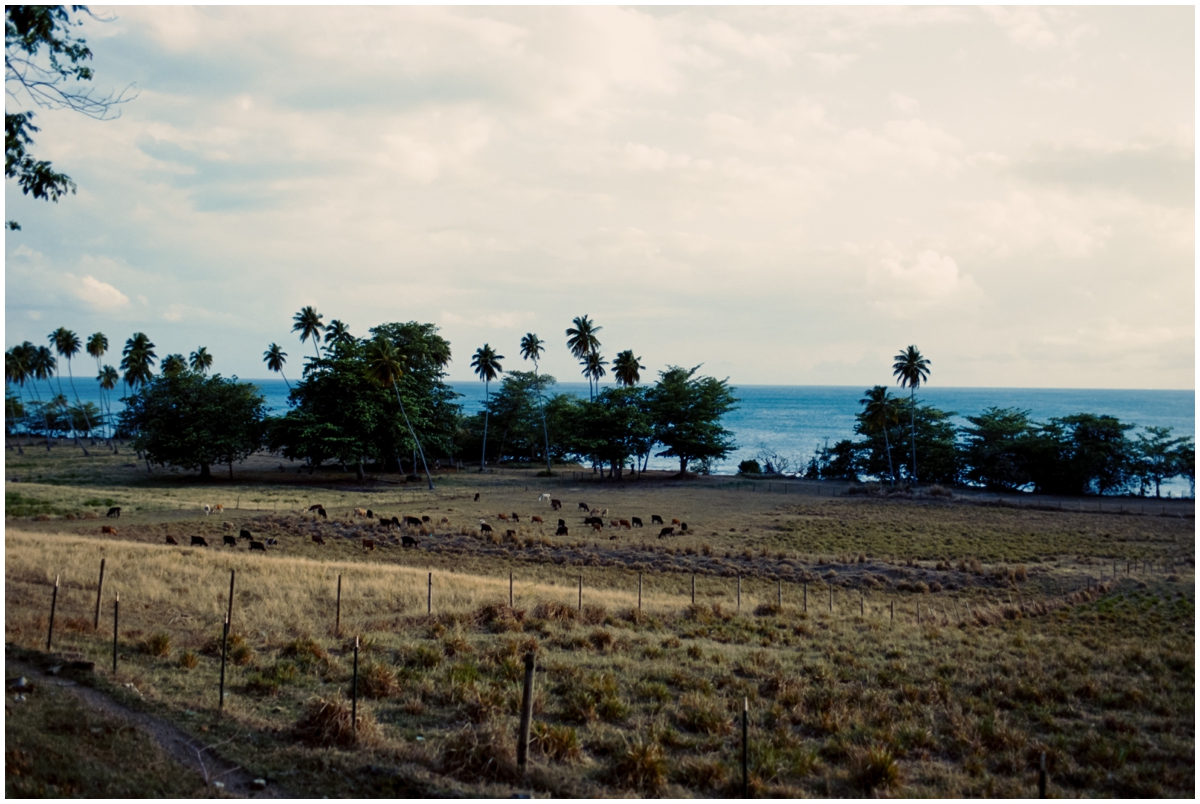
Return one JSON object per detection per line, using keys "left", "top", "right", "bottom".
{"left": 14, "top": 378, "right": 1195, "bottom": 495}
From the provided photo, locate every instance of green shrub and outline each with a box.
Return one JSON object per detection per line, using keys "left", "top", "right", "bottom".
{"left": 738, "top": 460, "right": 762, "bottom": 475}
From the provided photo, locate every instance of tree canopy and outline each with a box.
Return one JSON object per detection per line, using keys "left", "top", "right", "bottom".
{"left": 647, "top": 365, "right": 738, "bottom": 474}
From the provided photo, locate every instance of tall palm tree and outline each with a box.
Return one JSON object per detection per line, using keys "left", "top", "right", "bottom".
{"left": 612, "top": 350, "right": 643, "bottom": 387}
{"left": 161, "top": 354, "right": 187, "bottom": 375}
{"left": 263, "top": 343, "right": 291, "bottom": 391}
{"left": 365, "top": 335, "right": 434, "bottom": 490}
{"left": 51, "top": 327, "right": 91, "bottom": 446}
{"left": 29, "top": 344, "right": 57, "bottom": 449}
{"left": 565, "top": 315, "right": 602, "bottom": 399}
{"left": 583, "top": 351, "right": 608, "bottom": 391}
{"left": 471, "top": 344, "right": 503, "bottom": 472}
{"left": 86, "top": 333, "right": 110, "bottom": 440}
{"left": 892, "top": 345, "right": 931, "bottom": 484}
{"left": 98, "top": 365, "right": 119, "bottom": 449}
{"left": 121, "top": 333, "right": 157, "bottom": 392}
{"left": 860, "top": 385, "right": 900, "bottom": 487}
{"left": 292, "top": 306, "right": 325, "bottom": 360}
{"left": 520, "top": 332, "right": 552, "bottom": 474}
{"left": 324, "top": 319, "right": 353, "bottom": 347}
{"left": 5, "top": 346, "right": 30, "bottom": 449}
{"left": 189, "top": 347, "right": 213, "bottom": 374}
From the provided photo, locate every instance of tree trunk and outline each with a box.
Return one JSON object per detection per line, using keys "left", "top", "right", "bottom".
{"left": 480, "top": 381, "right": 489, "bottom": 472}
{"left": 356, "top": 461, "right": 365, "bottom": 482}
{"left": 199, "top": 463, "right": 212, "bottom": 479}
{"left": 680, "top": 456, "right": 687, "bottom": 474}
{"left": 229, "top": 460, "right": 234, "bottom": 480}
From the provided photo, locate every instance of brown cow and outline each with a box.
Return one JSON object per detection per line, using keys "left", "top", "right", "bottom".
{"left": 505, "top": 529, "right": 516, "bottom": 538}
{"left": 619, "top": 519, "right": 631, "bottom": 529}
{"left": 212, "top": 503, "right": 224, "bottom": 513}
{"left": 610, "top": 520, "right": 620, "bottom": 528}
{"left": 363, "top": 539, "right": 376, "bottom": 552}
{"left": 312, "top": 534, "right": 326, "bottom": 546}
{"left": 353, "top": 508, "right": 368, "bottom": 517}
{"left": 551, "top": 499, "right": 562, "bottom": 510}
{"left": 531, "top": 515, "right": 544, "bottom": 524}
{"left": 658, "top": 527, "right": 674, "bottom": 538}
{"left": 101, "top": 526, "right": 117, "bottom": 535}
{"left": 165, "top": 535, "right": 178, "bottom": 545}
{"left": 498, "top": 513, "right": 509, "bottom": 521}
{"left": 592, "top": 522, "right": 603, "bottom": 533}
{"left": 672, "top": 518, "right": 681, "bottom": 526}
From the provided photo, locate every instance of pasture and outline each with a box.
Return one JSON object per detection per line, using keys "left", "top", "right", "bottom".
{"left": 4, "top": 446, "right": 1195, "bottom": 797}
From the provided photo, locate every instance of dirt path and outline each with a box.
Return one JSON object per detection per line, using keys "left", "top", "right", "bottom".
{"left": 7, "top": 656, "right": 293, "bottom": 799}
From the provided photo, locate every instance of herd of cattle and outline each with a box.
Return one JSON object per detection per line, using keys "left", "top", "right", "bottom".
{"left": 94, "top": 493, "right": 694, "bottom": 555}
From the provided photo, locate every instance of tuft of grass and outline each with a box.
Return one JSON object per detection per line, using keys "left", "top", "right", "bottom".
{"left": 532, "top": 722, "right": 583, "bottom": 764}
{"left": 606, "top": 735, "right": 668, "bottom": 794}
{"left": 358, "top": 662, "right": 400, "bottom": 700}
{"left": 142, "top": 632, "right": 171, "bottom": 657}
{"left": 851, "top": 745, "right": 900, "bottom": 793}
{"left": 678, "top": 692, "right": 733, "bottom": 735}
{"left": 292, "top": 693, "right": 381, "bottom": 747}
{"left": 438, "top": 722, "right": 519, "bottom": 784}
{"left": 246, "top": 661, "right": 299, "bottom": 696}
{"left": 177, "top": 649, "right": 199, "bottom": 669}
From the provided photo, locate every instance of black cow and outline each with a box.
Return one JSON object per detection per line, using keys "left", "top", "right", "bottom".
{"left": 658, "top": 527, "right": 674, "bottom": 538}
{"left": 250, "top": 540, "right": 266, "bottom": 552}
{"left": 422, "top": 515, "right": 431, "bottom": 523}
{"left": 223, "top": 534, "right": 238, "bottom": 547}
{"left": 312, "top": 534, "right": 326, "bottom": 545}
{"left": 317, "top": 508, "right": 328, "bottom": 519}
{"left": 366, "top": 509, "right": 374, "bottom": 518}
{"left": 307, "top": 504, "right": 324, "bottom": 512}
{"left": 551, "top": 499, "right": 562, "bottom": 511}
{"left": 106, "top": 506, "right": 121, "bottom": 518}
{"left": 651, "top": 515, "right": 664, "bottom": 525}
{"left": 679, "top": 522, "right": 688, "bottom": 532}
{"left": 191, "top": 535, "right": 209, "bottom": 547}
{"left": 584, "top": 516, "right": 603, "bottom": 526}
{"left": 631, "top": 517, "right": 643, "bottom": 527}
{"left": 480, "top": 522, "right": 494, "bottom": 534}
{"left": 240, "top": 529, "right": 252, "bottom": 540}
{"left": 403, "top": 516, "right": 422, "bottom": 527}
{"left": 401, "top": 535, "right": 420, "bottom": 548}
{"left": 165, "top": 535, "right": 178, "bottom": 545}
{"left": 556, "top": 525, "right": 569, "bottom": 536}
{"left": 558, "top": 519, "right": 566, "bottom": 528}
{"left": 474, "top": 493, "right": 480, "bottom": 502}
{"left": 578, "top": 502, "right": 590, "bottom": 511}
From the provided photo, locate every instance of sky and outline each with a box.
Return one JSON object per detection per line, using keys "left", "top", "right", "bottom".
{"left": 4, "top": 6, "right": 1195, "bottom": 390}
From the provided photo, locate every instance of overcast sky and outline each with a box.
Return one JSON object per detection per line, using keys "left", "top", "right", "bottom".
{"left": 5, "top": 6, "right": 1194, "bottom": 389}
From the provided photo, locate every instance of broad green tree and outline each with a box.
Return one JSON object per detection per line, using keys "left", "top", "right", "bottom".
{"left": 1131, "top": 426, "right": 1192, "bottom": 498}
{"left": 960, "top": 407, "right": 1036, "bottom": 491}
{"left": 471, "top": 343, "right": 503, "bottom": 471}
{"left": 892, "top": 345, "right": 931, "bottom": 483}
{"left": 292, "top": 306, "right": 325, "bottom": 360}
{"left": 647, "top": 365, "right": 737, "bottom": 475}
{"left": 364, "top": 335, "right": 434, "bottom": 489}
{"left": 520, "top": 332, "right": 553, "bottom": 474}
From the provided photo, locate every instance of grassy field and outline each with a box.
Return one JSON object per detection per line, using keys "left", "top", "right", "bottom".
{"left": 4, "top": 445, "right": 1195, "bottom": 797}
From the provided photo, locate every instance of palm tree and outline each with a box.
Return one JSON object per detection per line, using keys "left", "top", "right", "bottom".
{"left": 364, "top": 335, "right": 434, "bottom": 490}
{"left": 892, "top": 345, "right": 932, "bottom": 484}
{"left": 5, "top": 346, "right": 30, "bottom": 450}
{"left": 324, "top": 319, "right": 353, "bottom": 347}
{"left": 121, "top": 333, "right": 157, "bottom": 392}
{"left": 520, "top": 332, "right": 553, "bottom": 475}
{"left": 263, "top": 343, "right": 291, "bottom": 391}
{"left": 292, "top": 306, "right": 325, "bottom": 360}
{"left": 161, "top": 354, "right": 187, "bottom": 375}
{"left": 583, "top": 351, "right": 608, "bottom": 391}
{"left": 86, "top": 333, "right": 110, "bottom": 440}
{"left": 30, "top": 344, "right": 57, "bottom": 449}
{"left": 471, "top": 344, "right": 503, "bottom": 472}
{"left": 565, "top": 315, "right": 602, "bottom": 399}
{"left": 51, "top": 327, "right": 91, "bottom": 447}
{"left": 612, "top": 350, "right": 643, "bottom": 387}
{"left": 189, "top": 347, "right": 213, "bottom": 374}
{"left": 860, "top": 385, "right": 900, "bottom": 487}
{"left": 98, "top": 365, "right": 119, "bottom": 449}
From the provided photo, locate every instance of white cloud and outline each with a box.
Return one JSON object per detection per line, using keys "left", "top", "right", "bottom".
{"left": 889, "top": 93, "right": 919, "bottom": 113}
{"left": 808, "top": 52, "right": 857, "bottom": 74}
{"left": 866, "top": 248, "right": 983, "bottom": 317}
{"left": 68, "top": 274, "right": 131, "bottom": 310}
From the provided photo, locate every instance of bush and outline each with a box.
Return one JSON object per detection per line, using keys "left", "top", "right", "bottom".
{"left": 678, "top": 692, "right": 733, "bottom": 735}
{"left": 532, "top": 722, "right": 583, "bottom": 763}
{"left": 358, "top": 662, "right": 400, "bottom": 700}
{"left": 143, "top": 632, "right": 171, "bottom": 657}
{"left": 738, "top": 459, "right": 762, "bottom": 475}
{"left": 438, "top": 722, "right": 519, "bottom": 784}
{"left": 851, "top": 745, "right": 900, "bottom": 793}
{"left": 293, "top": 693, "right": 381, "bottom": 747}
{"left": 178, "top": 649, "right": 199, "bottom": 669}
{"left": 606, "top": 735, "right": 668, "bottom": 794}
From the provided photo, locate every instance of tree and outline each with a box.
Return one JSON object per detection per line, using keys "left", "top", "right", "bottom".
{"left": 647, "top": 365, "right": 737, "bottom": 475}
{"left": 119, "top": 369, "right": 266, "bottom": 480}
{"left": 292, "top": 306, "right": 324, "bottom": 360}
{"left": 189, "top": 346, "right": 212, "bottom": 375}
{"left": 892, "top": 345, "right": 931, "bottom": 484}
{"left": 471, "top": 344, "right": 503, "bottom": 471}
{"left": 50, "top": 326, "right": 92, "bottom": 446}
{"left": 959, "top": 407, "right": 1035, "bottom": 491}
{"left": 1024, "top": 414, "right": 1133, "bottom": 496}
{"left": 612, "top": 350, "right": 643, "bottom": 387}
{"left": 1131, "top": 426, "right": 1192, "bottom": 498}
{"left": 161, "top": 354, "right": 186, "bottom": 375}
{"left": 97, "top": 364, "right": 117, "bottom": 445}
{"left": 86, "top": 331, "right": 109, "bottom": 440}
{"left": 520, "top": 332, "right": 553, "bottom": 474}
{"left": 5, "top": 6, "right": 134, "bottom": 230}
{"left": 263, "top": 343, "right": 290, "bottom": 391}
{"left": 804, "top": 439, "right": 863, "bottom": 482}
{"left": 582, "top": 351, "right": 608, "bottom": 394}
{"left": 29, "top": 343, "right": 57, "bottom": 448}
{"left": 120, "top": 332, "right": 155, "bottom": 391}
{"left": 565, "top": 315, "right": 602, "bottom": 399}
{"left": 857, "top": 386, "right": 900, "bottom": 486}
{"left": 364, "top": 335, "right": 434, "bottom": 490}
{"left": 324, "top": 319, "right": 352, "bottom": 347}
{"left": 4, "top": 345, "right": 30, "bottom": 449}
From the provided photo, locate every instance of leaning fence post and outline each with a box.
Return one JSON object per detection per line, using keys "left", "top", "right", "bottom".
{"left": 638, "top": 572, "right": 643, "bottom": 613}
{"left": 517, "top": 652, "right": 536, "bottom": 773}
{"left": 218, "top": 612, "right": 230, "bottom": 712}
{"left": 335, "top": 574, "right": 342, "bottom": 636}
{"left": 352, "top": 636, "right": 360, "bottom": 739}
{"left": 578, "top": 575, "right": 583, "bottom": 613}
{"left": 691, "top": 574, "right": 696, "bottom": 606}
{"left": 93, "top": 558, "right": 106, "bottom": 630}
{"left": 112, "top": 592, "right": 120, "bottom": 675}
{"left": 427, "top": 572, "right": 432, "bottom": 615}
{"left": 509, "top": 571, "right": 514, "bottom": 608}
{"left": 741, "top": 696, "right": 750, "bottom": 797}
{"left": 1038, "top": 751, "right": 1047, "bottom": 798}
{"left": 46, "top": 574, "right": 60, "bottom": 651}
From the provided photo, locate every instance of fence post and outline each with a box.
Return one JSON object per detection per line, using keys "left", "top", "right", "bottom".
{"left": 638, "top": 572, "right": 643, "bottom": 613}
{"left": 428, "top": 572, "right": 432, "bottom": 615}
{"left": 741, "top": 696, "right": 750, "bottom": 797}
{"left": 1038, "top": 751, "right": 1047, "bottom": 798}
{"left": 518, "top": 652, "right": 536, "bottom": 772}
{"left": 351, "top": 636, "right": 359, "bottom": 739}
{"left": 890, "top": 599, "right": 894, "bottom": 623}
{"left": 112, "top": 592, "right": 120, "bottom": 675}
{"left": 226, "top": 569, "right": 236, "bottom": 632}
{"left": 510, "top": 572, "right": 514, "bottom": 608}
{"left": 46, "top": 574, "right": 60, "bottom": 651}
{"left": 737, "top": 575, "right": 741, "bottom": 611}
{"left": 828, "top": 583, "right": 832, "bottom": 613}
{"left": 777, "top": 579, "right": 782, "bottom": 609}
{"left": 218, "top": 612, "right": 229, "bottom": 712}
{"left": 803, "top": 582, "right": 807, "bottom": 613}
{"left": 860, "top": 590, "right": 864, "bottom": 616}
{"left": 578, "top": 575, "right": 583, "bottom": 613}
{"left": 93, "top": 558, "right": 106, "bottom": 630}
{"left": 336, "top": 574, "right": 342, "bottom": 636}
{"left": 691, "top": 574, "right": 696, "bottom": 606}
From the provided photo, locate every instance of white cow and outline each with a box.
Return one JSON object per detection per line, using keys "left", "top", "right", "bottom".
{"left": 538, "top": 493, "right": 552, "bottom": 503}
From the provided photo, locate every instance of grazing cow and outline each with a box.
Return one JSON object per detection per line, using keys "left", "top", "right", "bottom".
{"left": 366, "top": 509, "right": 374, "bottom": 519}
{"left": 538, "top": 493, "right": 552, "bottom": 502}
{"left": 557, "top": 519, "right": 566, "bottom": 528}
{"left": 223, "top": 522, "right": 233, "bottom": 531}
{"left": 651, "top": 515, "right": 664, "bottom": 525}
{"left": 631, "top": 517, "right": 643, "bottom": 528}
{"left": 480, "top": 522, "right": 494, "bottom": 534}
{"left": 498, "top": 513, "right": 509, "bottom": 521}
{"left": 203, "top": 504, "right": 212, "bottom": 516}
{"left": 556, "top": 525, "right": 569, "bottom": 536}
{"left": 362, "top": 539, "right": 376, "bottom": 552}
{"left": 422, "top": 515, "right": 431, "bottom": 523}
{"left": 240, "top": 529, "right": 252, "bottom": 540}
{"left": 391, "top": 516, "right": 402, "bottom": 528}
{"left": 165, "top": 535, "right": 178, "bottom": 545}
{"left": 591, "top": 523, "right": 603, "bottom": 533}
{"left": 531, "top": 516, "right": 544, "bottom": 524}
{"left": 249, "top": 540, "right": 266, "bottom": 552}
{"left": 403, "top": 516, "right": 422, "bottom": 527}
{"left": 223, "top": 534, "right": 238, "bottom": 547}
{"left": 578, "top": 502, "right": 590, "bottom": 511}
{"left": 583, "top": 516, "right": 602, "bottom": 526}
{"left": 312, "top": 534, "right": 326, "bottom": 546}
{"left": 401, "top": 535, "right": 420, "bottom": 548}
{"left": 213, "top": 504, "right": 224, "bottom": 514}
{"left": 101, "top": 525, "right": 117, "bottom": 535}
{"left": 505, "top": 529, "right": 516, "bottom": 538}
{"left": 474, "top": 493, "right": 480, "bottom": 502}
{"left": 619, "top": 519, "right": 631, "bottom": 529}
{"left": 551, "top": 499, "right": 562, "bottom": 511}
{"left": 106, "top": 506, "right": 121, "bottom": 518}
{"left": 353, "top": 508, "right": 368, "bottom": 517}
{"left": 317, "top": 508, "right": 328, "bottom": 519}
{"left": 590, "top": 508, "right": 601, "bottom": 516}
{"left": 658, "top": 527, "right": 674, "bottom": 538}
{"left": 610, "top": 519, "right": 619, "bottom": 528}
{"left": 192, "top": 535, "right": 209, "bottom": 547}
{"left": 609, "top": 534, "right": 619, "bottom": 541}
{"left": 680, "top": 522, "right": 688, "bottom": 532}
{"left": 307, "top": 504, "right": 324, "bottom": 512}
{"left": 511, "top": 513, "right": 520, "bottom": 522}
{"left": 672, "top": 518, "right": 681, "bottom": 526}
{"left": 601, "top": 508, "right": 609, "bottom": 517}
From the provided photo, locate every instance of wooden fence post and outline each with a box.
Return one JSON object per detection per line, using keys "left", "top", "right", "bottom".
{"left": 46, "top": 574, "right": 60, "bottom": 651}
{"left": 517, "top": 652, "right": 536, "bottom": 773}
{"left": 112, "top": 592, "right": 119, "bottom": 675}
{"left": 336, "top": 574, "right": 342, "bottom": 636}
{"left": 93, "top": 558, "right": 106, "bottom": 630}
{"left": 428, "top": 572, "right": 433, "bottom": 615}
{"left": 578, "top": 575, "right": 583, "bottom": 613}
{"left": 509, "top": 572, "right": 514, "bottom": 608}
{"left": 352, "top": 636, "right": 359, "bottom": 738}
{"left": 638, "top": 572, "right": 643, "bottom": 613}
{"left": 741, "top": 696, "right": 750, "bottom": 797}
{"left": 1038, "top": 751, "right": 1047, "bottom": 798}
{"left": 218, "top": 612, "right": 229, "bottom": 712}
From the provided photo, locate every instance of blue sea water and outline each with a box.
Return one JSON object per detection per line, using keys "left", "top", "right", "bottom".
{"left": 16, "top": 378, "right": 1194, "bottom": 494}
